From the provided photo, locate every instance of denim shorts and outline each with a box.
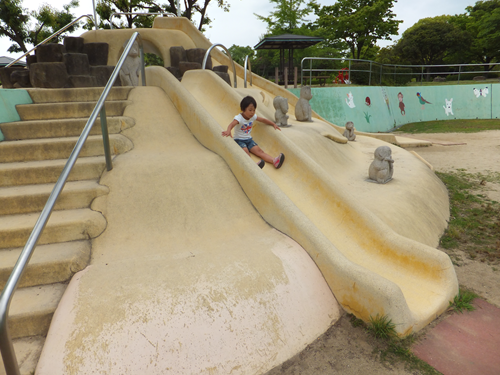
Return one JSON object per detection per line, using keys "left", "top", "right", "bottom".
{"left": 234, "top": 138, "right": 258, "bottom": 150}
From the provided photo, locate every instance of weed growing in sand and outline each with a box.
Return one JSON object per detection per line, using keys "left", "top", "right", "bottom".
{"left": 449, "top": 288, "right": 479, "bottom": 313}
{"left": 367, "top": 314, "right": 397, "bottom": 339}
{"left": 379, "top": 335, "right": 442, "bottom": 375}
{"left": 437, "top": 171, "right": 500, "bottom": 264}
{"left": 348, "top": 314, "right": 365, "bottom": 328}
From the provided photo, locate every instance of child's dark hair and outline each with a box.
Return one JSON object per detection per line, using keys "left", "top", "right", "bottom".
{"left": 240, "top": 96, "right": 257, "bottom": 111}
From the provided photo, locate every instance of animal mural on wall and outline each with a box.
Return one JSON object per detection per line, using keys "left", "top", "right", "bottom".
{"left": 416, "top": 92, "right": 431, "bottom": 109}
{"left": 473, "top": 87, "right": 489, "bottom": 98}
{"left": 397, "top": 92, "right": 405, "bottom": 115}
{"left": 365, "top": 97, "right": 371, "bottom": 107}
{"left": 381, "top": 88, "right": 390, "bottom": 113}
{"left": 345, "top": 92, "right": 355, "bottom": 108}
{"left": 443, "top": 98, "right": 454, "bottom": 116}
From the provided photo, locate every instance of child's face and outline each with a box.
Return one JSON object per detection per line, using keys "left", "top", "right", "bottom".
{"left": 242, "top": 104, "right": 256, "bottom": 120}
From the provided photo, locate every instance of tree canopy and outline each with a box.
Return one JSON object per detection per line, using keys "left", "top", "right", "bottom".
{"left": 314, "top": 0, "right": 402, "bottom": 60}
{"left": 392, "top": 16, "right": 471, "bottom": 66}
{"left": 90, "top": 0, "right": 230, "bottom": 31}
{"left": 0, "top": 0, "right": 79, "bottom": 53}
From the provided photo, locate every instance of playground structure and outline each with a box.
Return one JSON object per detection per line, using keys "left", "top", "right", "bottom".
{"left": 0, "top": 17, "right": 458, "bottom": 375}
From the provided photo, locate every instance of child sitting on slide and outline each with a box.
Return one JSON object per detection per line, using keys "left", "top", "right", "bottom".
{"left": 222, "top": 96, "right": 285, "bottom": 169}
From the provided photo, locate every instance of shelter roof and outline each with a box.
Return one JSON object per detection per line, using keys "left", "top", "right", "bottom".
{"left": 254, "top": 34, "right": 323, "bottom": 50}
{"left": 0, "top": 56, "right": 26, "bottom": 67}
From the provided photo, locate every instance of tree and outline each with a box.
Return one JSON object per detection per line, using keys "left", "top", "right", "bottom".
{"left": 228, "top": 45, "right": 254, "bottom": 66}
{"left": 0, "top": 0, "right": 79, "bottom": 53}
{"left": 393, "top": 16, "right": 471, "bottom": 66}
{"left": 90, "top": 0, "right": 230, "bottom": 31}
{"left": 254, "top": 0, "right": 317, "bottom": 35}
{"left": 314, "top": 0, "right": 402, "bottom": 60}
{"left": 0, "top": 0, "right": 31, "bottom": 53}
{"left": 450, "top": 0, "right": 500, "bottom": 70}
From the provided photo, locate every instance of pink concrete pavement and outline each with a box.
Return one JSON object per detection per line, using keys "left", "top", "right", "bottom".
{"left": 412, "top": 298, "right": 500, "bottom": 375}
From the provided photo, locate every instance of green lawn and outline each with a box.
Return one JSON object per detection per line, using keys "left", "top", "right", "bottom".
{"left": 393, "top": 119, "right": 500, "bottom": 134}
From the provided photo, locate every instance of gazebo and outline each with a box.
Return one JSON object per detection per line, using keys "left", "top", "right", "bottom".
{"left": 254, "top": 34, "right": 323, "bottom": 83}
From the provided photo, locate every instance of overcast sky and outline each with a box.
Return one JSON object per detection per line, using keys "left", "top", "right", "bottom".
{"left": 1, "top": 0, "right": 477, "bottom": 61}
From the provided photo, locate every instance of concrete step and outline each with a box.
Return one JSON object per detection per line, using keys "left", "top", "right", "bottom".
{"left": 0, "top": 116, "right": 135, "bottom": 140}
{"left": 26, "top": 87, "right": 132, "bottom": 103}
{"left": 0, "top": 180, "right": 109, "bottom": 215}
{"left": 0, "top": 134, "right": 133, "bottom": 163}
{"left": 0, "top": 208, "right": 107, "bottom": 249}
{"left": 0, "top": 156, "right": 106, "bottom": 187}
{"left": 0, "top": 336, "right": 44, "bottom": 375}
{"left": 16, "top": 100, "right": 130, "bottom": 121}
{"left": 0, "top": 241, "right": 91, "bottom": 290}
{"left": 9, "top": 283, "right": 66, "bottom": 339}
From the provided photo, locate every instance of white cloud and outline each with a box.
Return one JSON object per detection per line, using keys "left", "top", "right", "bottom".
{"left": 1, "top": 0, "right": 478, "bottom": 60}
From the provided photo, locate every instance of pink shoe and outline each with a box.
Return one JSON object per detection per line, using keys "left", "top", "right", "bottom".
{"left": 273, "top": 153, "right": 285, "bottom": 169}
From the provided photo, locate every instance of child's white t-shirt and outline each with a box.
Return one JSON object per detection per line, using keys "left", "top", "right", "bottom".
{"left": 232, "top": 113, "right": 257, "bottom": 140}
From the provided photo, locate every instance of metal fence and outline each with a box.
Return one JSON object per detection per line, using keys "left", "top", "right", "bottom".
{"left": 301, "top": 57, "right": 500, "bottom": 86}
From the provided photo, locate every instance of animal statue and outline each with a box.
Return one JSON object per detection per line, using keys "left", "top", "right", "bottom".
{"left": 368, "top": 146, "right": 394, "bottom": 184}
{"left": 119, "top": 40, "right": 141, "bottom": 86}
{"left": 343, "top": 121, "right": 356, "bottom": 141}
{"left": 273, "top": 96, "right": 289, "bottom": 127}
{"left": 443, "top": 98, "right": 454, "bottom": 116}
{"left": 295, "top": 86, "right": 313, "bottom": 122}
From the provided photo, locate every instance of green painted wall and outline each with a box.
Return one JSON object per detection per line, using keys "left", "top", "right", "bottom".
{"left": 289, "top": 84, "right": 498, "bottom": 132}
{"left": 0, "top": 89, "right": 33, "bottom": 141}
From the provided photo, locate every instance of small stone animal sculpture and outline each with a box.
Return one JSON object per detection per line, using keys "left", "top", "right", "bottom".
{"left": 119, "top": 40, "right": 141, "bottom": 86}
{"left": 368, "top": 146, "right": 394, "bottom": 184}
{"left": 343, "top": 121, "right": 356, "bottom": 141}
{"left": 295, "top": 86, "right": 313, "bottom": 122}
{"left": 443, "top": 98, "right": 454, "bottom": 116}
{"left": 273, "top": 96, "right": 289, "bottom": 127}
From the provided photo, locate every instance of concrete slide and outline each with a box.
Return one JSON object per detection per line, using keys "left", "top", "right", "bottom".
{"left": 37, "top": 17, "right": 458, "bottom": 374}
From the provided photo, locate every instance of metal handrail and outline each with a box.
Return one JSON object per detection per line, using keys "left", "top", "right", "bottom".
{"left": 244, "top": 55, "right": 253, "bottom": 88}
{"left": 109, "top": 12, "right": 176, "bottom": 29}
{"left": 201, "top": 43, "right": 237, "bottom": 88}
{"left": 5, "top": 14, "right": 95, "bottom": 68}
{"left": 300, "top": 57, "right": 500, "bottom": 86}
{"left": 0, "top": 31, "right": 146, "bottom": 375}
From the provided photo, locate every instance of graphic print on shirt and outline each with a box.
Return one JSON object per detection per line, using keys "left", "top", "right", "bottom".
{"left": 241, "top": 122, "right": 253, "bottom": 134}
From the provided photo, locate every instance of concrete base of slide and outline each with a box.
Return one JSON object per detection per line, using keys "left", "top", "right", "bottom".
{"left": 36, "top": 87, "right": 339, "bottom": 374}
{"left": 36, "top": 16, "right": 458, "bottom": 374}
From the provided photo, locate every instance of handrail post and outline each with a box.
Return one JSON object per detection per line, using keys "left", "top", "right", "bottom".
{"left": 0, "top": 320, "right": 19, "bottom": 375}
{"left": 244, "top": 55, "right": 253, "bottom": 88}
{"left": 100, "top": 107, "right": 113, "bottom": 171}
{"left": 201, "top": 44, "right": 237, "bottom": 88}
{"left": 309, "top": 59, "right": 312, "bottom": 86}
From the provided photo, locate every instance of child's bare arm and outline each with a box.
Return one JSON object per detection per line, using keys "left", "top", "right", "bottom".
{"left": 222, "top": 119, "right": 239, "bottom": 137}
{"left": 256, "top": 116, "right": 281, "bottom": 131}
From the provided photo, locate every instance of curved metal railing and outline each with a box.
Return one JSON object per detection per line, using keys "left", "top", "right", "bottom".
{"left": 244, "top": 55, "right": 253, "bottom": 88}
{"left": 109, "top": 12, "right": 176, "bottom": 29}
{"left": 0, "top": 32, "right": 146, "bottom": 375}
{"left": 5, "top": 14, "right": 95, "bottom": 68}
{"left": 201, "top": 43, "right": 237, "bottom": 88}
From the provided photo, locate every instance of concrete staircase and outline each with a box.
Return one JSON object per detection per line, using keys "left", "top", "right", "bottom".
{"left": 0, "top": 87, "right": 135, "bottom": 374}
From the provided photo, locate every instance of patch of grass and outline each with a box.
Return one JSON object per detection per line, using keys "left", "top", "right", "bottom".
{"left": 349, "top": 314, "right": 365, "bottom": 328}
{"left": 436, "top": 171, "right": 500, "bottom": 264}
{"left": 367, "top": 314, "right": 397, "bottom": 339}
{"left": 394, "top": 119, "right": 500, "bottom": 134}
{"left": 379, "top": 336, "right": 443, "bottom": 375}
{"left": 449, "top": 288, "right": 479, "bottom": 313}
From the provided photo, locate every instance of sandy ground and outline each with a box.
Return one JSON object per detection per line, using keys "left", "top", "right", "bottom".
{"left": 264, "top": 130, "right": 500, "bottom": 375}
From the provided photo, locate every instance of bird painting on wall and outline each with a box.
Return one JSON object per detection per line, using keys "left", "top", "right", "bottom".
{"left": 416, "top": 92, "right": 431, "bottom": 109}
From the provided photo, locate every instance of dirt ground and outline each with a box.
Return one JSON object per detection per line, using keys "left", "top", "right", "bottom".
{"left": 265, "top": 130, "right": 500, "bottom": 375}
